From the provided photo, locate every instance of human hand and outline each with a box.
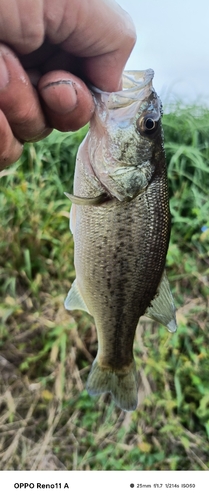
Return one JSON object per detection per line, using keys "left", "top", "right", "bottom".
{"left": 0, "top": 0, "right": 136, "bottom": 169}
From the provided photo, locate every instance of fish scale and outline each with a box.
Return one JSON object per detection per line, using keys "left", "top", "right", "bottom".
{"left": 65, "top": 69, "right": 177, "bottom": 411}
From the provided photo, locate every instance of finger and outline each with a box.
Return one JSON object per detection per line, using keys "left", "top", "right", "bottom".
{"left": 0, "top": 0, "right": 44, "bottom": 53}
{"left": 44, "top": 0, "right": 137, "bottom": 91}
{"left": 38, "top": 71, "right": 95, "bottom": 132}
{"left": 0, "top": 110, "right": 23, "bottom": 170}
{"left": 0, "top": 44, "right": 52, "bottom": 142}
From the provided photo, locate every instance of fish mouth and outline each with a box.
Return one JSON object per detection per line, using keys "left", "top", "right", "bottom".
{"left": 90, "top": 69, "right": 155, "bottom": 109}
{"left": 122, "top": 69, "right": 154, "bottom": 92}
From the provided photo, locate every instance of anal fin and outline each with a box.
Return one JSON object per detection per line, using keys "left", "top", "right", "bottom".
{"left": 145, "top": 270, "right": 177, "bottom": 333}
{"left": 64, "top": 279, "right": 90, "bottom": 314}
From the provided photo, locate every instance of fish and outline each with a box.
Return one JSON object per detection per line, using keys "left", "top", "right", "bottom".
{"left": 64, "top": 69, "right": 177, "bottom": 412}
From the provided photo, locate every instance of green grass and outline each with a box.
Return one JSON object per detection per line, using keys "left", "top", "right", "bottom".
{"left": 0, "top": 105, "right": 208, "bottom": 470}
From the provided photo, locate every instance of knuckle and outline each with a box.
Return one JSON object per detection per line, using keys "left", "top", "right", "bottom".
{"left": 124, "top": 18, "right": 137, "bottom": 53}
{"left": 0, "top": 113, "right": 23, "bottom": 168}
{"left": 16, "top": 2, "right": 45, "bottom": 52}
{"left": 0, "top": 145, "right": 22, "bottom": 169}
{"left": 10, "top": 102, "right": 47, "bottom": 141}
{"left": 18, "top": 26, "right": 45, "bottom": 53}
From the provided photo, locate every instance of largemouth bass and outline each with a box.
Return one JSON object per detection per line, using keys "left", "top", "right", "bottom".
{"left": 65, "top": 69, "right": 177, "bottom": 412}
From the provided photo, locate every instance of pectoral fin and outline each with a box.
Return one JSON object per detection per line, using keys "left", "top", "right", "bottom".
{"left": 145, "top": 270, "right": 177, "bottom": 333}
{"left": 64, "top": 192, "right": 110, "bottom": 206}
{"left": 64, "top": 279, "right": 90, "bottom": 314}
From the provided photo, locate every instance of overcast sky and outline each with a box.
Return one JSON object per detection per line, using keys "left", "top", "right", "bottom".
{"left": 117, "top": 0, "right": 209, "bottom": 106}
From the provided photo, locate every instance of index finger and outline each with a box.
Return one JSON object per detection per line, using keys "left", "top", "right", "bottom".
{"left": 46, "top": 0, "right": 137, "bottom": 91}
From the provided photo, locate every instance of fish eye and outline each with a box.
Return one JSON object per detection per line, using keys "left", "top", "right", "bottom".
{"left": 136, "top": 114, "right": 159, "bottom": 135}
{"left": 145, "top": 117, "right": 155, "bottom": 130}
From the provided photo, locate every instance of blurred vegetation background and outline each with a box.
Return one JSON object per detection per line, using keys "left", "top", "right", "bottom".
{"left": 0, "top": 105, "right": 208, "bottom": 470}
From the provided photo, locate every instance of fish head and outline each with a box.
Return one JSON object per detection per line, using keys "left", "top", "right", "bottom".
{"left": 89, "top": 69, "right": 165, "bottom": 201}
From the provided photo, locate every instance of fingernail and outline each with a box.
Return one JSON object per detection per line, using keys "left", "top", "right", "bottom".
{"left": 0, "top": 53, "right": 9, "bottom": 89}
{"left": 40, "top": 80, "right": 78, "bottom": 115}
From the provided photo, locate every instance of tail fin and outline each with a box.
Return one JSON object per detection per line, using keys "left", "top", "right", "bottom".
{"left": 86, "top": 359, "right": 138, "bottom": 412}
